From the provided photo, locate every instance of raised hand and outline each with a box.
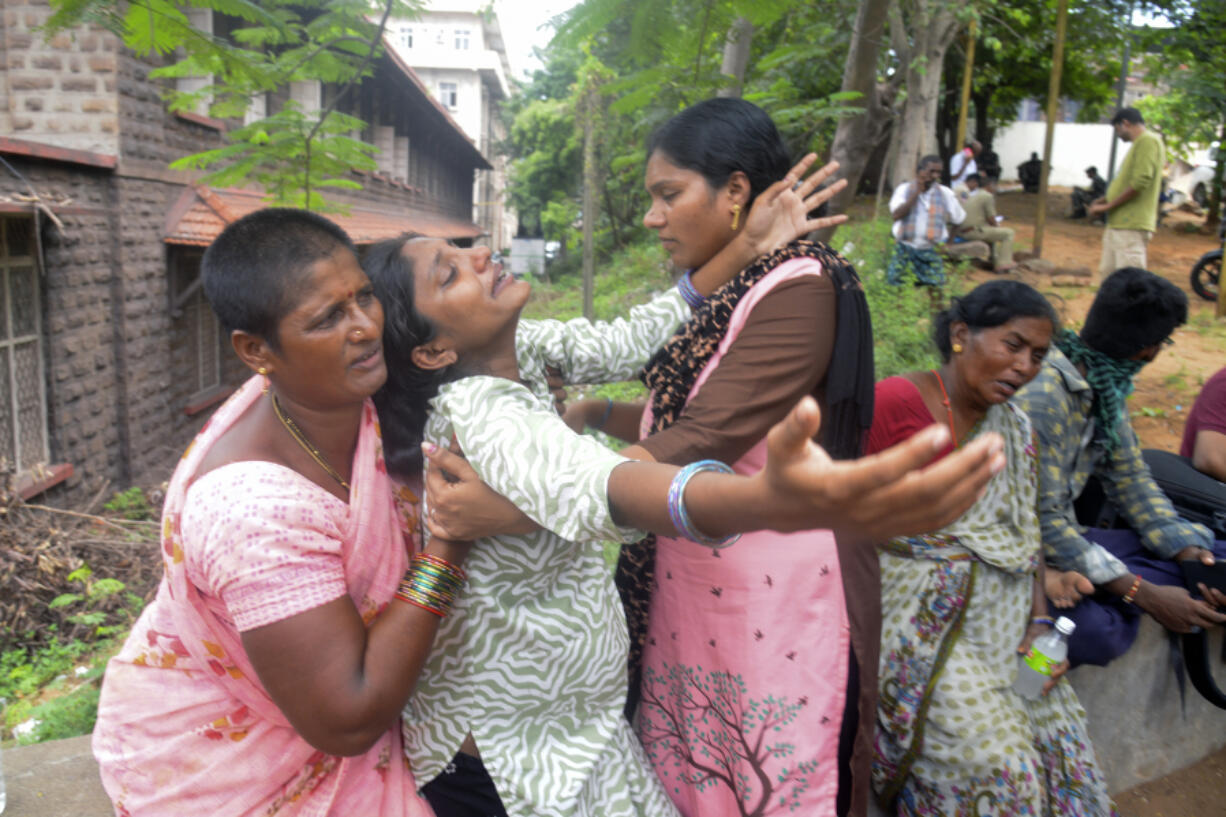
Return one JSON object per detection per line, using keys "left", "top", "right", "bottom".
{"left": 740, "top": 155, "right": 849, "bottom": 256}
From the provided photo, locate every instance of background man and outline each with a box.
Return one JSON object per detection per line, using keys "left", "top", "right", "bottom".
{"left": 1089, "top": 108, "right": 1165, "bottom": 283}
{"left": 887, "top": 154, "right": 965, "bottom": 286}
{"left": 1017, "top": 151, "right": 1043, "bottom": 193}
{"left": 949, "top": 139, "right": 981, "bottom": 193}
{"left": 958, "top": 173, "right": 1016, "bottom": 272}
{"left": 1071, "top": 165, "right": 1108, "bottom": 220}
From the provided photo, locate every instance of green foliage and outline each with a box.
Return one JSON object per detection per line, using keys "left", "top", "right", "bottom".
{"left": 836, "top": 219, "right": 958, "bottom": 379}
{"left": 1, "top": 640, "right": 110, "bottom": 745}
{"left": 103, "top": 486, "right": 155, "bottom": 521}
{"left": 45, "top": 0, "right": 420, "bottom": 209}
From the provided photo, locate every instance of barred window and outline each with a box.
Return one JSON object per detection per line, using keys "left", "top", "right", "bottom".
{"left": 0, "top": 216, "right": 48, "bottom": 472}
{"left": 169, "top": 249, "right": 222, "bottom": 400}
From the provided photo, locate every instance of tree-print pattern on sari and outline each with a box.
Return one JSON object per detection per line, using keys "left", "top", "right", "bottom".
{"left": 640, "top": 663, "right": 818, "bottom": 817}
{"left": 872, "top": 400, "right": 1117, "bottom": 817}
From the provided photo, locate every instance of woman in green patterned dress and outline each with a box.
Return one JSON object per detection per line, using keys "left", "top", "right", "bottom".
{"left": 865, "top": 280, "right": 1117, "bottom": 816}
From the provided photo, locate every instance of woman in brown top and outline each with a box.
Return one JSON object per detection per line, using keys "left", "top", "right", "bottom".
{"left": 561, "top": 98, "right": 878, "bottom": 817}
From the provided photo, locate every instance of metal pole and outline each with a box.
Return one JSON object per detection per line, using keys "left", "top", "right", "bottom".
{"left": 955, "top": 19, "right": 977, "bottom": 151}
{"left": 1034, "top": 0, "right": 1069, "bottom": 258}
{"left": 1107, "top": 5, "right": 1134, "bottom": 182}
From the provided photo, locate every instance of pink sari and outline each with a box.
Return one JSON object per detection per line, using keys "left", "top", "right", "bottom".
{"left": 92, "top": 376, "right": 433, "bottom": 817}
{"left": 636, "top": 260, "right": 850, "bottom": 817}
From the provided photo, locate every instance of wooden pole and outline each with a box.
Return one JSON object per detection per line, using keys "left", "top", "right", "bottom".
{"left": 1033, "top": 0, "right": 1069, "bottom": 258}
{"left": 955, "top": 19, "right": 977, "bottom": 152}
{"left": 581, "top": 82, "right": 596, "bottom": 322}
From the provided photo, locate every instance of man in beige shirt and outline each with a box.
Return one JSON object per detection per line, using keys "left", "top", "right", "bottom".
{"left": 1089, "top": 107, "right": 1165, "bottom": 283}
{"left": 958, "top": 174, "right": 1015, "bottom": 272}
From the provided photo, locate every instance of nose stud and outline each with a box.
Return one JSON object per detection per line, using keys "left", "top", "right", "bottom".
{"left": 352, "top": 328, "right": 364, "bottom": 339}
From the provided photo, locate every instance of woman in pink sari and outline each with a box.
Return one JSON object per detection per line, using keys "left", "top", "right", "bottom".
{"left": 92, "top": 209, "right": 452, "bottom": 816}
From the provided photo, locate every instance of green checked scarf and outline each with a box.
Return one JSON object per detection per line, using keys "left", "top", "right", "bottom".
{"left": 1055, "top": 329, "right": 1144, "bottom": 453}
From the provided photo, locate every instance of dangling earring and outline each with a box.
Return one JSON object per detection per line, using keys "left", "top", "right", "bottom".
{"left": 952, "top": 343, "right": 963, "bottom": 354}
{"left": 730, "top": 204, "right": 742, "bottom": 231}
{"left": 258, "top": 366, "right": 269, "bottom": 394}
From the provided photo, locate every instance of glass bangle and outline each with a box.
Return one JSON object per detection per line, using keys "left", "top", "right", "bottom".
{"left": 667, "top": 459, "right": 741, "bottom": 550}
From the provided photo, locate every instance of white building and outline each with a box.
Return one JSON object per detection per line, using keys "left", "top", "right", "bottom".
{"left": 388, "top": 1, "right": 517, "bottom": 249}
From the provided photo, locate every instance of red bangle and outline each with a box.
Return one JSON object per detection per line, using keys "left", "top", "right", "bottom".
{"left": 1122, "top": 574, "right": 1142, "bottom": 604}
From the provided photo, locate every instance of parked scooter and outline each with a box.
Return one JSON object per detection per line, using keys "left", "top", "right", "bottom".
{"left": 1191, "top": 218, "right": 1225, "bottom": 301}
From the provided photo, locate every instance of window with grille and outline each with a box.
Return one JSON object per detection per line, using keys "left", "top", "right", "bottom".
{"left": 0, "top": 217, "right": 48, "bottom": 473}
{"left": 439, "top": 82, "right": 458, "bottom": 109}
{"left": 455, "top": 29, "right": 470, "bottom": 50}
{"left": 399, "top": 26, "right": 413, "bottom": 49}
{"left": 170, "top": 249, "right": 222, "bottom": 399}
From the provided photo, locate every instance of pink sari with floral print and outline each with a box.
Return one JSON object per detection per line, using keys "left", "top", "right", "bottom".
{"left": 636, "top": 260, "right": 849, "bottom": 817}
{"left": 92, "top": 376, "right": 434, "bottom": 817}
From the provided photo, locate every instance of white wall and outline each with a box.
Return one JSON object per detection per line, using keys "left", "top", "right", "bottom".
{"left": 994, "top": 122, "right": 1125, "bottom": 187}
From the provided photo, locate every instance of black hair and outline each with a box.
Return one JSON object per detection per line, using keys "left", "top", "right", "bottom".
{"left": 966, "top": 173, "right": 981, "bottom": 185}
{"left": 1081, "top": 267, "right": 1186, "bottom": 358}
{"left": 1111, "top": 107, "right": 1144, "bottom": 126}
{"left": 201, "top": 208, "right": 356, "bottom": 352}
{"left": 918, "top": 154, "right": 942, "bottom": 170}
{"left": 646, "top": 98, "right": 791, "bottom": 207}
{"left": 1086, "top": 165, "right": 1099, "bottom": 175}
{"left": 362, "top": 234, "right": 461, "bottom": 478}
{"left": 932, "top": 280, "right": 1060, "bottom": 362}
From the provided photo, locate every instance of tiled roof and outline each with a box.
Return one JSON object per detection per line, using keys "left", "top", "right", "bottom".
{"left": 163, "top": 186, "right": 484, "bottom": 246}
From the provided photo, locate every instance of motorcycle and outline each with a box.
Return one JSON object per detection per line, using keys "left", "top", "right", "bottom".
{"left": 1191, "top": 218, "right": 1225, "bottom": 301}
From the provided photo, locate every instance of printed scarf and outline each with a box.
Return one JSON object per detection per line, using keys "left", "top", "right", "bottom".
{"left": 1055, "top": 329, "right": 1144, "bottom": 453}
{"left": 899, "top": 184, "right": 948, "bottom": 245}
{"left": 616, "top": 240, "right": 875, "bottom": 716}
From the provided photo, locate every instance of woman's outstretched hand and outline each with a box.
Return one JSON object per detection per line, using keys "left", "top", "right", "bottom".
{"left": 756, "top": 396, "right": 1006, "bottom": 542}
{"left": 740, "top": 154, "right": 849, "bottom": 256}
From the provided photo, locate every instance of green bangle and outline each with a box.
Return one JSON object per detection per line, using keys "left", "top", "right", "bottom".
{"left": 592, "top": 397, "right": 614, "bottom": 430}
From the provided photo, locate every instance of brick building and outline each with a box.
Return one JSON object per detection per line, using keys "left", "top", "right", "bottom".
{"left": 0, "top": 2, "right": 490, "bottom": 502}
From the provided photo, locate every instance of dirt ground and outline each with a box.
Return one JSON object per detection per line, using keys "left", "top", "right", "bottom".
{"left": 939, "top": 188, "right": 1226, "bottom": 814}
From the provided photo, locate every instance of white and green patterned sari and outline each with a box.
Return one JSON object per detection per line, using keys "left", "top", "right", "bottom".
{"left": 874, "top": 402, "right": 1117, "bottom": 817}
{"left": 402, "top": 290, "right": 687, "bottom": 817}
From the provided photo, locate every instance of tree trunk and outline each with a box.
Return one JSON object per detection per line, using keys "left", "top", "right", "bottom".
{"left": 889, "top": 2, "right": 968, "bottom": 187}
{"left": 716, "top": 17, "right": 754, "bottom": 98}
{"left": 812, "top": 0, "right": 895, "bottom": 243}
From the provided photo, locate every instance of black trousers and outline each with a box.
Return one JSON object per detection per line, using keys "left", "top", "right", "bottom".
{"left": 420, "top": 752, "right": 509, "bottom": 817}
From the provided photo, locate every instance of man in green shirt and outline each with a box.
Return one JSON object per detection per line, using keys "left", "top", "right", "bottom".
{"left": 1089, "top": 107, "right": 1165, "bottom": 283}
{"left": 957, "top": 173, "right": 1015, "bottom": 272}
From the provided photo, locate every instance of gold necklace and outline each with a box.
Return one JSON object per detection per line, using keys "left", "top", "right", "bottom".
{"left": 270, "top": 393, "right": 350, "bottom": 492}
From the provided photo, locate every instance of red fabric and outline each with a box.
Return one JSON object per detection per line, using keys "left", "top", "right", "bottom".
{"left": 1181, "top": 367, "right": 1226, "bottom": 458}
{"left": 865, "top": 376, "right": 956, "bottom": 461}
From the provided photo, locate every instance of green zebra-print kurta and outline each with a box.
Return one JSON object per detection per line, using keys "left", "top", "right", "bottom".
{"left": 402, "top": 289, "right": 688, "bottom": 817}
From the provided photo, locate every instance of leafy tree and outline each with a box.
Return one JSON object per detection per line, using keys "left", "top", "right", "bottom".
{"left": 1137, "top": 0, "right": 1226, "bottom": 226}
{"left": 45, "top": 0, "right": 419, "bottom": 210}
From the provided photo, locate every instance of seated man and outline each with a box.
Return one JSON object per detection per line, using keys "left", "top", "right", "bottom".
{"left": 1182, "top": 366, "right": 1226, "bottom": 482}
{"left": 948, "top": 138, "right": 981, "bottom": 194}
{"left": 1017, "top": 151, "right": 1043, "bottom": 193}
{"left": 1015, "top": 267, "right": 1226, "bottom": 667}
{"left": 887, "top": 154, "right": 965, "bottom": 286}
{"left": 1071, "top": 165, "right": 1107, "bottom": 219}
{"left": 958, "top": 173, "right": 1016, "bottom": 272}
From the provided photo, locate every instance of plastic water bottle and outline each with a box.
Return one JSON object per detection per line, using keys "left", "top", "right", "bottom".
{"left": 1012, "top": 617, "right": 1075, "bottom": 700}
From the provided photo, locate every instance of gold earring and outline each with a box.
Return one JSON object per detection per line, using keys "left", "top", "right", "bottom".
{"left": 952, "top": 343, "right": 963, "bottom": 353}
{"left": 730, "top": 204, "right": 742, "bottom": 231}
{"left": 258, "top": 366, "right": 269, "bottom": 394}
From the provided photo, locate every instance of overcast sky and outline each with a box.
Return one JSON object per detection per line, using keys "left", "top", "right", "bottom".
{"left": 492, "top": 0, "right": 578, "bottom": 81}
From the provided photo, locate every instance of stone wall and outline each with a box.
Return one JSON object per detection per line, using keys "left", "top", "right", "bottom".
{"left": 0, "top": 0, "right": 121, "bottom": 156}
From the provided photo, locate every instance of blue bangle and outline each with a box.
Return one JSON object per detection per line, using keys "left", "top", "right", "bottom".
{"left": 593, "top": 397, "right": 614, "bottom": 430}
{"left": 676, "top": 270, "right": 704, "bottom": 309}
{"left": 667, "top": 459, "right": 741, "bottom": 549}
{"left": 1030, "top": 616, "right": 1055, "bottom": 627}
